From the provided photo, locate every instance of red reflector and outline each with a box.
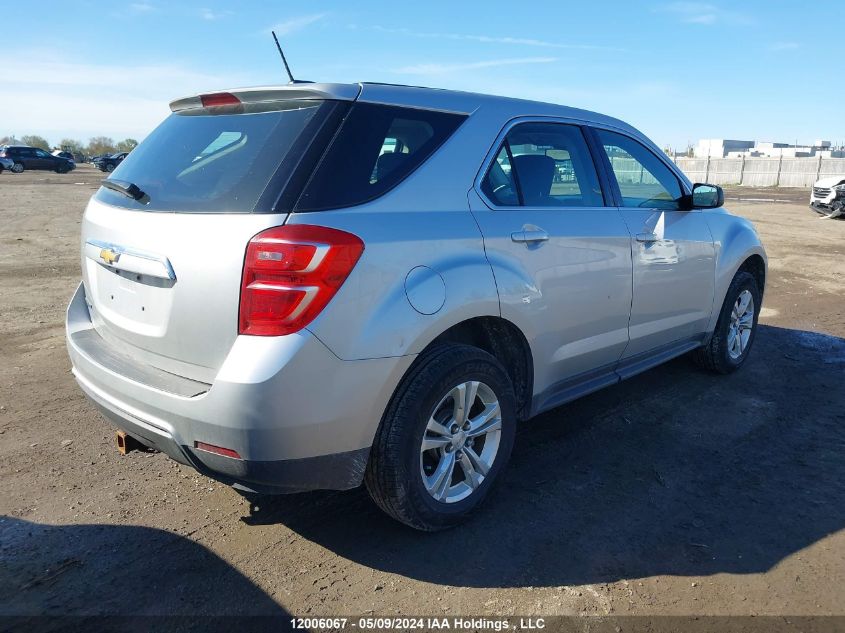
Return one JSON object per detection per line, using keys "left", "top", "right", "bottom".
{"left": 239, "top": 225, "right": 365, "bottom": 336}
{"left": 200, "top": 92, "right": 241, "bottom": 108}
{"left": 194, "top": 441, "right": 242, "bottom": 459}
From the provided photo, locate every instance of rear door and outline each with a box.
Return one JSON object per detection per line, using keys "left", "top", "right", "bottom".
{"left": 591, "top": 128, "right": 715, "bottom": 362}
{"left": 470, "top": 120, "right": 633, "bottom": 405}
{"left": 19, "top": 148, "right": 38, "bottom": 169}
{"left": 79, "top": 97, "right": 348, "bottom": 382}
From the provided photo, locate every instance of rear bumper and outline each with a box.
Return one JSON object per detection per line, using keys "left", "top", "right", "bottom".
{"left": 66, "top": 282, "right": 414, "bottom": 493}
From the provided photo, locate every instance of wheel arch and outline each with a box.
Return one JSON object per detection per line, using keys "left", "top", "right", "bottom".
{"left": 705, "top": 212, "right": 768, "bottom": 337}
{"left": 737, "top": 253, "right": 766, "bottom": 297}
{"left": 409, "top": 316, "right": 534, "bottom": 421}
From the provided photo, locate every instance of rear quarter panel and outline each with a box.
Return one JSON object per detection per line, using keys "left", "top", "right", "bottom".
{"left": 295, "top": 205, "right": 500, "bottom": 360}
{"left": 292, "top": 108, "right": 504, "bottom": 361}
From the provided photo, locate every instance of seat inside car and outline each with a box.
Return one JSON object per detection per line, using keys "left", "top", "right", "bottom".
{"left": 512, "top": 154, "right": 556, "bottom": 206}
{"left": 373, "top": 151, "right": 408, "bottom": 182}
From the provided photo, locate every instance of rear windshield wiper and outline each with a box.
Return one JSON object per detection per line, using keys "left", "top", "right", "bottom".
{"left": 101, "top": 179, "right": 148, "bottom": 202}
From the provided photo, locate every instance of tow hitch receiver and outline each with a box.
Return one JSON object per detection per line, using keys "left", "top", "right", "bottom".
{"left": 115, "top": 431, "right": 144, "bottom": 455}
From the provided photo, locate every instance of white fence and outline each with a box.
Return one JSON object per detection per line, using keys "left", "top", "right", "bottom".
{"left": 672, "top": 156, "right": 845, "bottom": 188}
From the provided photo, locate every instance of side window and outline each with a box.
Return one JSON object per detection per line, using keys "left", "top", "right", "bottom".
{"left": 480, "top": 144, "right": 518, "bottom": 206}
{"left": 481, "top": 123, "right": 604, "bottom": 208}
{"left": 295, "top": 103, "right": 466, "bottom": 212}
{"left": 595, "top": 129, "right": 683, "bottom": 210}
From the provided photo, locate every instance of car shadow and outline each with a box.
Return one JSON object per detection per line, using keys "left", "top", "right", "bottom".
{"left": 244, "top": 325, "right": 845, "bottom": 589}
{"left": 0, "top": 516, "right": 290, "bottom": 631}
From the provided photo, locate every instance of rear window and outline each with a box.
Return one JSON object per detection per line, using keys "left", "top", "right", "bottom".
{"left": 94, "top": 100, "right": 343, "bottom": 213}
{"left": 294, "top": 103, "right": 467, "bottom": 212}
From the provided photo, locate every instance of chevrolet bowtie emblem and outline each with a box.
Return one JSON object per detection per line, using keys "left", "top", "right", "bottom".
{"left": 99, "top": 248, "right": 120, "bottom": 265}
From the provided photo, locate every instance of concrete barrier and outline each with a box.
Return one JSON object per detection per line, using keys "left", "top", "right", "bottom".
{"left": 673, "top": 156, "right": 845, "bottom": 187}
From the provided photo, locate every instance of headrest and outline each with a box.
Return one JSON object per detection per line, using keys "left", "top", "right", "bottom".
{"left": 512, "top": 154, "right": 555, "bottom": 205}
{"left": 374, "top": 152, "right": 408, "bottom": 182}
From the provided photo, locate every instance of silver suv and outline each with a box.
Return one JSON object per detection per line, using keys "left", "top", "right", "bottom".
{"left": 66, "top": 83, "right": 766, "bottom": 530}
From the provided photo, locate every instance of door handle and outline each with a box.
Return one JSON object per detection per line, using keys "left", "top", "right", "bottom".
{"left": 511, "top": 229, "right": 550, "bottom": 243}
{"left": 636, "top": 232, "right": 659, "bottom": 243}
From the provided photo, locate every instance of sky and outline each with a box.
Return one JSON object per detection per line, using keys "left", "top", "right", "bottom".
{"left": 3, "top": 1, "right": 844, "bottom": 150}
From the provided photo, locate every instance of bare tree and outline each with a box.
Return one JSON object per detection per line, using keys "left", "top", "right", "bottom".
{"left": 59, "top": 138, "right": 86, "bottom": 155}
{"left": 21, "top": 135, "right": 51, "bottom": 150}
{"left": 87, "top": 136, "right": 116, "bottom": 156}
{"left": 116, "top": 138, "right": 139, "bottom": 152}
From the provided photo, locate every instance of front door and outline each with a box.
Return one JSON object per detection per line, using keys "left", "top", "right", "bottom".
{"left": 593, "top": 129, "right": 716, "bottom": 361}
{"left": 470, "top": 121, "right": 633, "bottom": 407}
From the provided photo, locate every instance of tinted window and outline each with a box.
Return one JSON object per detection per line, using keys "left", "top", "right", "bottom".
{"left": 482, "top": 123, "right": 604, "bottom": 207}
{"left": 596, "top": 129, "right": 683, "bottom": 210}
{"left": 295, "top": 103, "right": 466, "bottom": 212}
{"left": 94, "top": 100, "right": 342, "bottom": 213}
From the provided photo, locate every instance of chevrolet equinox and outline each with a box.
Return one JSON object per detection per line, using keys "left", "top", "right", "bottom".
{"left": 66, "top": 82, "right": 767, "bottom": 530}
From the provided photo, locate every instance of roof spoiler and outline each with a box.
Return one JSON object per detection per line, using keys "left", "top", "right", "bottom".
{"left": 169, "top": 83, "right": 361, "bottom": 113}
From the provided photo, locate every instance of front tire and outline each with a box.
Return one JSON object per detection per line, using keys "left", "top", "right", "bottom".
{"left": 105, "top": 163, "right": 115, "bottom": 172}
{"left": 693, "top": 271, "right": 761, "bottom": 374}
{"left": 11, "top": 162, "right": 24, "bottom": 173}
{"left": 365, "top": 344, "right": 517, "bottom": 531}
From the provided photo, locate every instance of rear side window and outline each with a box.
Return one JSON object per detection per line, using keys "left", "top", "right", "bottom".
{"left": 481, "top": 123, "right": 604, "bottom": 208}
{"left": 294, "top": 103, "right": 466, "bottom": 212}
{"left": 94, "top": 100, "right": 343, "bottom": 213}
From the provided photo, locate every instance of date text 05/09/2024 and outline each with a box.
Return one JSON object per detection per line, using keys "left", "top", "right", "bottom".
{"left": 289, "top": 617, "right": 546, "bottom": 630}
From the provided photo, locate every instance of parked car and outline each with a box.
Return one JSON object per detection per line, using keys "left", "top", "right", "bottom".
{"left": 66, "top": 83, "right": 767, "bottom": 530}
{"left": 810, "top": 175, "right": 845, "bottom": 218}
{"left": 0, "top": 145, "right": 75, "bottom": 173}
{"left": 93, "top": 152, "right": 128, "bottom": 172}
{"left": 0, "top": 156, "right": 14, "bottom": 173}
{"left": 52, "top": 150, "right": 76, "bottom": 163}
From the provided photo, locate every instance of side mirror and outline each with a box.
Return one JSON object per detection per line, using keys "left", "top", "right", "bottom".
{"left": 691, "top": 183, "right": 724, "bottom": 209}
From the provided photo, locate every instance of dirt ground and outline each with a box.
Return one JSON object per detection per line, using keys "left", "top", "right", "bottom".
{"left": 1, "top": 165, "right": 844, "bottom": 625}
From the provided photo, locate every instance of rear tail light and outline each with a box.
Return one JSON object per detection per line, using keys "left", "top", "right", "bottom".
{"left": 239, "top": 225, "right": 364, "bottom": 336}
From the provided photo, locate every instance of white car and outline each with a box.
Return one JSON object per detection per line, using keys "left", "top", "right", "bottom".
{"left": 810, "top": 176, "right": 845, "bottom": 218}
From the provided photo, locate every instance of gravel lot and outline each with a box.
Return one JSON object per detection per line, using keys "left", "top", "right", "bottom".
{"left": 1, "top": 165, "right": 844, "bottom": 624}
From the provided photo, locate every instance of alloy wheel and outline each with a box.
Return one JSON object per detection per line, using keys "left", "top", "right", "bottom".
{"left": 727, "top": 289, "right": 754, "bottom": 360}
{"left": 420, "top": 380, "right": 502, "bottom": 504}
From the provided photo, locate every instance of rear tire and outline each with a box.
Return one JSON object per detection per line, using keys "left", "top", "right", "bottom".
{"left": 365, "top": 344, "right": 516, "bottom": 531}
{"left": 693, "top": 271, "right": 761, "bottom": 374}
